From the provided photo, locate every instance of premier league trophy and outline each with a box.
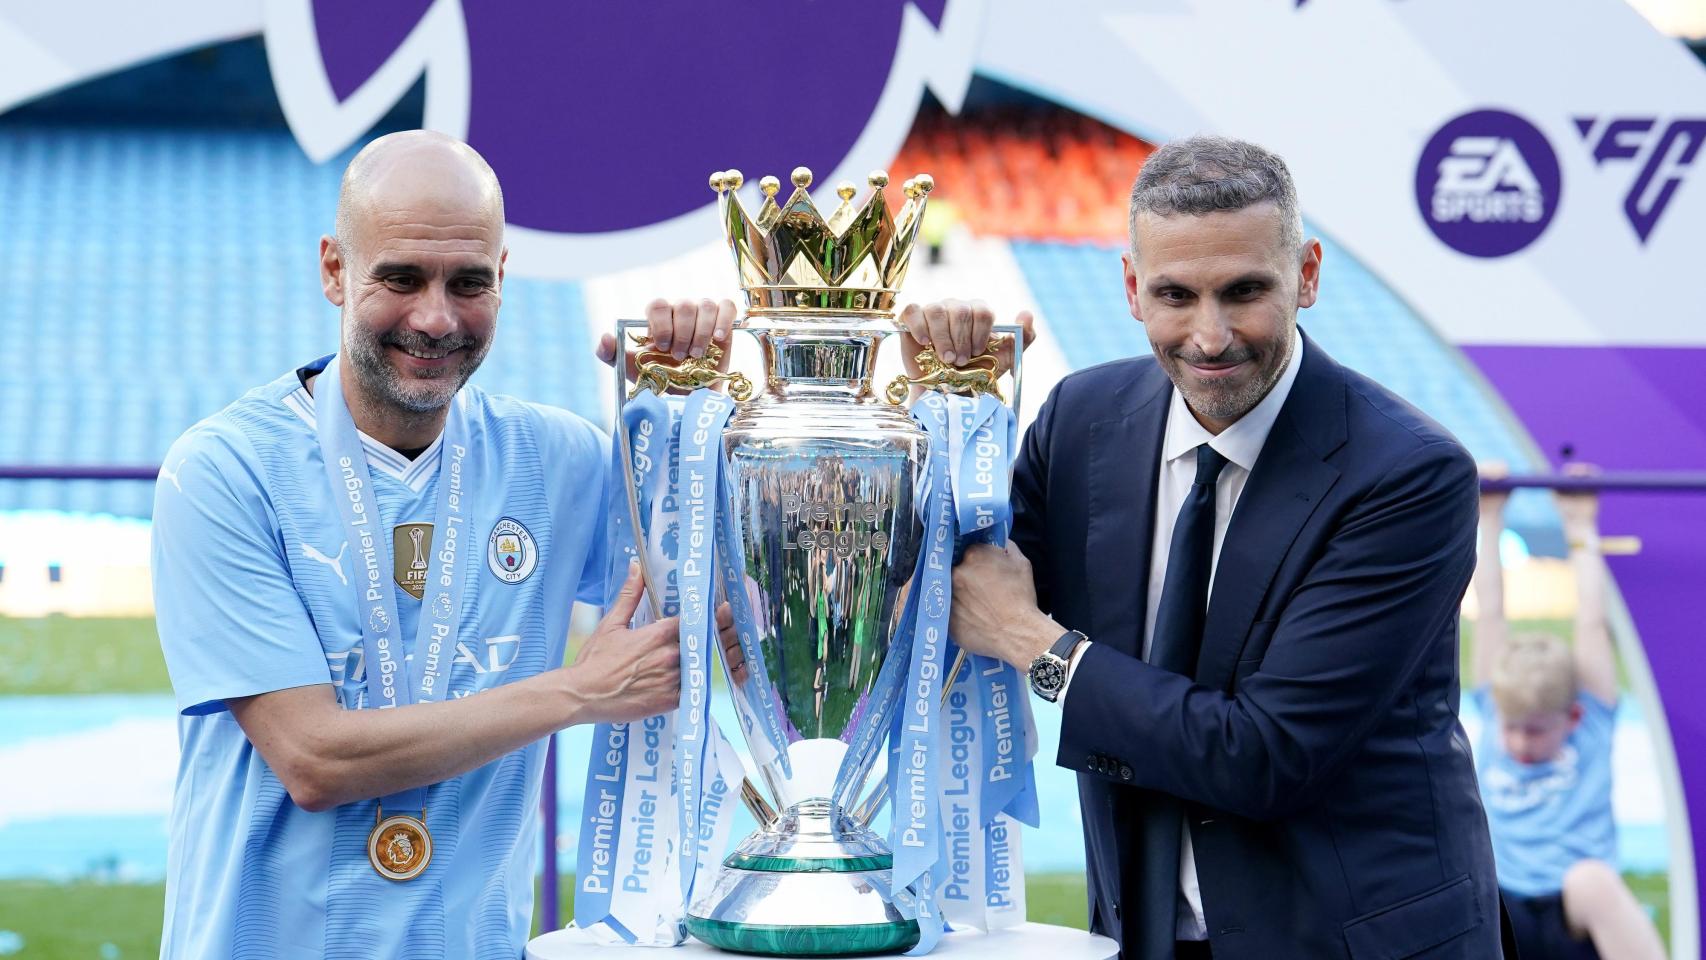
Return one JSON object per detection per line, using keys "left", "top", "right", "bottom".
{"left": 577, "top": 165, "right": 1031, "bottom": 958}
{"left": 681, "top": 167, "right": 941, "bottom": 955}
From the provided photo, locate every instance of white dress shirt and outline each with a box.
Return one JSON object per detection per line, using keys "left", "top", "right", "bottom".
{"left": 1057, "top": 330, "right": 1304, "bottom": 940}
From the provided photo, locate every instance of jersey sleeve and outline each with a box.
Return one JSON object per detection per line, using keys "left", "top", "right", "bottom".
{"left": 576, "top": 436, "right": 617, "bottom": 607}
{"left": 574, "top": 427, "right": 614, "bottom": 606}
{"left": 152, "top": 422, "right": 330, "bottom": 715}
{"left": 1575, "top": 690, "right": 1618, "bottom": 763}
{"left": 532, "top": 403, "right": 615, "bottom": 607}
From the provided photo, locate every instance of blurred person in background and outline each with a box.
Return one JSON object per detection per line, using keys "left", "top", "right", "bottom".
{"left": 150, "top": 130, "right": 735, "bottom": 958}
{"left": 1474, "top": 465, "right": 1668, "bottom": 960}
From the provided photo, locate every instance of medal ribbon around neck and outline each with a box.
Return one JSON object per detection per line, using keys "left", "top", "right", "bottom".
{"left": 314, "top": 355, "right": 474, "bottom": 854}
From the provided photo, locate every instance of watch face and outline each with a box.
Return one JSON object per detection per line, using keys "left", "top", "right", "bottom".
{"left": 1031, "top": 658, "right": 1065, "bottom": 695}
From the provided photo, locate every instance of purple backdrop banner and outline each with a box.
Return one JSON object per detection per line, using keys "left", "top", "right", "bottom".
{"left": 1467, "top": 344, "right": 1706, "bottom": 923}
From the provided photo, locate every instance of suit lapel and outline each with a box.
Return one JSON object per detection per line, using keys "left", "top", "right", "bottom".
{"left": 1086, "top": 368, "right": 1170, "bottom": 658}
{"left": 1195, "top": 334, "right": 1348, "bottom": 688}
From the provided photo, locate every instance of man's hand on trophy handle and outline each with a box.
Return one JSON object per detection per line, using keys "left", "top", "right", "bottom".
{"left": 594, "top": 331, "right": 643, "bottom": 383}
{"left": 649, "top": 297, "right": 738, "bottom": 367}
{"left": 595, "top": 298, "right": 739, "bottom": 379}
{"left": 900, "top": 299, "right": 991, "bottom": 367}
{"left": 899, "top": 302, "right": 1035, "bottom": 380}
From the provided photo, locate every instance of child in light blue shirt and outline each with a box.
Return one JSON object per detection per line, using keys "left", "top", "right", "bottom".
{"left": 1471, "top": 471, "right": 1664, "bottom": 960}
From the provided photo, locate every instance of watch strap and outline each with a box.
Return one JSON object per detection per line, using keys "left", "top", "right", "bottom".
{"left": 1050, "top": 629, "right": 1087, "bottom": 662}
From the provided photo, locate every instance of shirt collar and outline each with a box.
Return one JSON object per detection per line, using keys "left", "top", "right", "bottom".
{"left": 1161, "top": 329, "right": 1305, "bottom": 472}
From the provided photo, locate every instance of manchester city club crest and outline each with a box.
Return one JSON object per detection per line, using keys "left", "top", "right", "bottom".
{"left": 487, "top": 517, "right": 537, "bottom": 584}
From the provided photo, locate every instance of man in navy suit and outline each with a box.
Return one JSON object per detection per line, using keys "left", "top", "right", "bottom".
{"left": 933, "top": 136, "right": 1505, "bottom": 958}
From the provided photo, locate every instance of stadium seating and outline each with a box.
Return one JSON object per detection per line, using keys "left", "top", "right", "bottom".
{"left": 890, "top": 107, "right": 1149, "bottom": 242}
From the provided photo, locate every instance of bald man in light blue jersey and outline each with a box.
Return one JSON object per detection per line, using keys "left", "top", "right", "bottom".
{"left": 151, "top": 131, "right": 729, "bottom": 959}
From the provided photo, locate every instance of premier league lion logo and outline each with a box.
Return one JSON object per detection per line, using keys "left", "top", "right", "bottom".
{"left": 385, "top": 830, "right": 416, "bottom": 868}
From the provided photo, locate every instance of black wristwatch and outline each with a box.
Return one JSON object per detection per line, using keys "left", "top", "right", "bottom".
{"left": 1028, "top": 629, "right": 1087, "bottom": 702}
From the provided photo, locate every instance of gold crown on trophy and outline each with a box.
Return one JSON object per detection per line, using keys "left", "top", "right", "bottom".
{"left": 710, "top": 166, "right": 932, "bottom": 316}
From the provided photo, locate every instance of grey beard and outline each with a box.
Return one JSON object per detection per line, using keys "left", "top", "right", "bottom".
{"left": 1177, "top": 374, "right": 1272, "bottom": 423}
{"left": 344, "top": 330, "right": 486, "bottom": 415}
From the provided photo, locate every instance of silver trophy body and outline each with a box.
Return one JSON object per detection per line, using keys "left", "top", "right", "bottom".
{"left": 684, "top": 316, "right": 928, "bottom": 955}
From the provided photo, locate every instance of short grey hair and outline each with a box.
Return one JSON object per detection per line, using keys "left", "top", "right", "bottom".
{"left": 1127, "top": 135, "right": 1303, "bottom": 257}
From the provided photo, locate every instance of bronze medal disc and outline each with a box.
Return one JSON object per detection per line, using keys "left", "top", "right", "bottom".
{"left": 368, "top": 813, "right": 433, "bottom": 881}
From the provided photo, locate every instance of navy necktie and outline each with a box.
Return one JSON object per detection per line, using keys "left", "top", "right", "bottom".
{"left": 1149, "top": 444, "right": 1230, "bottom": 676}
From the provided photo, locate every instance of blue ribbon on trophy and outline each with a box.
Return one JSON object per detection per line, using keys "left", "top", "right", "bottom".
{"left": 886, "top": 390, "right": 1037, "bottom": 944}
{"left": 890, "top": 392, "right": 957, "bottom": 954}
{"left": 710, "top": 465, "right": 789, "bottom": 781}
{"left": 574, "top": 388, "right": 681, "bottom": 944}
{"left": 575, "top": 387, "right": 746, "bottom": 945}
{"left": 674, "top": 389, "right": 737, "bottom": 903}
{"left": 942, "top": 392, "right": 1039, "bottom": 930}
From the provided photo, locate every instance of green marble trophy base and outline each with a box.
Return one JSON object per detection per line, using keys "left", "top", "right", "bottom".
{"left": 685, "top": 914, "right": 921, "bottom": 957}
{"left": 686, "top": 801, "right": 920, "bottom": 957}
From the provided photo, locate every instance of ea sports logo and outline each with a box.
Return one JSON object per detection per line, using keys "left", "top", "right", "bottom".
{"left": 1416, "top": 109, "right": 1561, "bottom": 257}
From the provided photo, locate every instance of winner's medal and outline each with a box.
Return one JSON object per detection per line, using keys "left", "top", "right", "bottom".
{"left": 314, "top": 356, "right": 472, "bottom": 885}
{"left": 368, "top": 805, "right": 433, "bottom": 881}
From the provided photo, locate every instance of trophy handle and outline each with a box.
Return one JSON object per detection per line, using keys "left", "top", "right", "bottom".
{"left": 853, "top": 322, "right": 1025, "bottom": 826}
{"left": 882, "top": 321, "right": 1026, "bottom": 420}
{"left": 612, "top": 319, "right": 667, "bottom": 622}
{"left": 611, "top": 318, "right": 776, "bottom": 827}
{"left": 628, "top": 333, "right": 755, "bottom": 401}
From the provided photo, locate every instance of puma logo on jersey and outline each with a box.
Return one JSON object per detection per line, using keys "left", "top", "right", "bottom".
{"left": 158, "top": 457, "right": 188, "bottom": 493}
{"left": 301, "top": 541, "right": 349, "bottom": 586}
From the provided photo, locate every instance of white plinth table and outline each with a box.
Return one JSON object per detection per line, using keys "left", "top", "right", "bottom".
{"left": 526, "top": 923, "right": 1117, "bottom": 960}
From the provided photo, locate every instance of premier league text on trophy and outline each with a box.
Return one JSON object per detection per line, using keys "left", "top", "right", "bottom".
{"left": 779, "top": 494, "right": 892, "bottom": 557}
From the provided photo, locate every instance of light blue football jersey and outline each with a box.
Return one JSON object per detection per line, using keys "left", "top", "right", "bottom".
{"left": 1471, "top": 686, "right": 1618, "bottom": 897}
{"left": 153, "top": 356, "right": 611, "bottom": 959}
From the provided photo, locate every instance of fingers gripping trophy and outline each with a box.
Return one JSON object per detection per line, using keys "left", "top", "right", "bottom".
{"left": 574, "top": 165, "right": 1038, "bottom": 957}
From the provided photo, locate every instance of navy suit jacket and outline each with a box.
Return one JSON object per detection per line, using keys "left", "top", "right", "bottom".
{"left": 1014, "top": 334, "right": 1502, "bottom": 958}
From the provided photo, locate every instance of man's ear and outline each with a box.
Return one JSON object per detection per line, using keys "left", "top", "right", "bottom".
{"left": 1296, "top": 238, "right": 1324, "bottom": 310}
{"left": 320, "top": 236, "right": 347, "bottom": 307}
{"left": 497, "top": 246, "right": 508, "bottom": 293}
{"left": 1121, "top": 249, "right": 1144, "bottom": 325}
